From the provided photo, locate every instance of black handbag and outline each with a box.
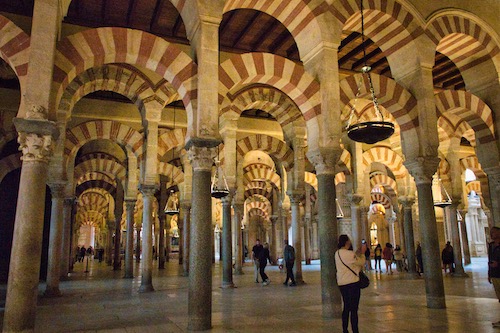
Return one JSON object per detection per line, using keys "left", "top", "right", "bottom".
{"left": 337, "top": 251, "right": 370, "bottom": 289}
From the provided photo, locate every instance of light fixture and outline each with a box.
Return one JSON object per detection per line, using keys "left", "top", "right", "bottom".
{"left": 211, "top": 148, "right": 230, "bottom": 199}
{"left": 434, "top": 177, "right": 452, "bottom": 208}
{"left": 164, "top": 104, "right": 179, "bottom": 215}
{"left": 345, "top": 0, "right": 395, "bottom": 144}
{"left": 336, "top": 198, "right": 344, "bottom": 219}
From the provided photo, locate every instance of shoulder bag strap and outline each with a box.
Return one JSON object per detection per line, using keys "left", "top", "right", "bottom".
{"left": 337, "top": 251, "right": 359, "bottom": 278}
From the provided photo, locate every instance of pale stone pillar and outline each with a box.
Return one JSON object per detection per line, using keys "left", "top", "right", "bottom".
{"left": 303, "top": 221, "right": 311, "bottom": 264}
{"left": 3, "top": 120, "right": 59, "bottom": 331}
{"left": 312, "top": 219, "right": 319, "bottom": 259}
{"left": 221, "top": 196, "right": 234, "bottom": 288}
{"left": 187, "top": 144, "right": 217, "bottom": 331}
{"left": 106, "top": 222, "right": 114, "bottom": 266}
{"left": 406, "top": 158, "right": 446, "bottom": 309}
{"left": 233, "top": 202, "right": 244, "bottom": 275}
{"left": 348, "top": 193, "right": 363, "bottom": 251}
{"left": 290, "top": 195, "right": 304, "bottom": 283}
{"left": 178, "top": 218, "right": 184, "bottom": 266}
{"left": 113, "top": 201, "right": 123, "bottom": 271}
{"left": 308, "top": 149, "right": 343, "bottom": 318}
{"left": 124, "top": 199, "right": 135, "bottom": 278}
{"left": 181, "top": 202, "right": 191, "bottom": 276}
{"left": 271, "top": 217, "right": 278, "bottom": 262}
{"left": 139, "top": 185, "right": 157, "bottom": 292}
{"left": 158, "top": 184, "right": 168, "bottom": 269}
{"left": 44, "top": 182, "right": 66, "bottom": 297}
{"left": 135, "top": 225, "right": 141, "bottom": 263}
{"left": 459, "top": 209, "right": 471, "bottom": 265}
{"left": 447, "top": 200, "right": 468, "bottom": 277}
{"left": 60, "top": 198, "right": 74, "bottom": 279}
{"left": 399, "top": 196, "right": 418, "bottom": 277}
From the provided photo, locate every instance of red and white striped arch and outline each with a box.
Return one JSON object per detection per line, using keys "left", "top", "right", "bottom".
{"left": 246, "top": 199, "right": 271, "bottom": 221}
{"left": 370, "top": 173, "right": 398, "bottom": 196}
{"left": 76, "top": 171, "right": 117, "bottom": 187}
{"left": 370, "top": 191, "right": 392, "bottom": 210}
{"left": 426, "top": 12, "right": 500, "bottom": 73}
{"left": 76, "top": 178, "right": 116, "bottom": 198}
{"left": 0, "top": 153, "right": 21, "bottom": 183}
{"left": 74, "top": 158, "right": 127, "bottom": 184}
{"left": 435, "top": 90, "right": 496, "bottom": 145}
{"left": 219, "top": 53, "right": 321, "bottom": 147}
{"left": 158, "top": 128, "right": 186, "bottom": 158}
{"left": 437, "top": 157, "right": 451, "bottom": 184}
{"left": 158, "top": 162, "right": 184, "bottom": 186}
{"left": 331, "top": 0, "right": 424, "bottom": 55}
{"left": 65, "top": 120, "right": 144, "bottom": 163}
{"left": 54, "top": 28, "right": 197, "bottom": 121}
{"left": 236, "top": 134, "right": 294, "bottom": 170}
{"left": 75, "top": 210, "right": 106, "bottom": 228}
{"left": 0, "top": 15, "right": 29, "bottom": 80}
{"left": 242, "top": 165, "right": 281, "bottom": 191}
{"left": 223, "top": 0, "right": 326, "bottom": 59}
{"left": 362, "top": 147, "right": 406, "bottom": 179}
{"left": 78, "top": 191, "right": 110, "bottom": 215}
{"left": 437, "top": 114, "right": 475, "bottom": 145}
{"left": 245, "top": 181, "right": 273, "bottom": 201}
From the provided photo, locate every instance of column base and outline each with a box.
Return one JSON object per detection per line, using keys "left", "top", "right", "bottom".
{"left": 451, "top": 271, "right": 469, "bottom": 278}
{"left": 234, "top": 268, "right": 244, "bottom": 275}
{"left": 426, "top": 296, "right": 446, "bottom": 309}
{"left": 123, "top": 273, "right": 134, "bottom": 279}
{"left": 181, "top": 271, "right": 189, "bottom": 277}
{"left": 221, "top": 281, "right": 236, "bottom": 289}
{"left": 187, "top": 318, "right": 211, "bottom": 331}
{"left": 404, "top": 272, "right": 421, "bottom": 280}
{"left": 44, "top": 287, "right": 62, "bottom": 298}
{"left": 321, "top": 304, "right": 342, "bottom": 319}
{"left": 138, "top": 284, "right": 155, "bottom": 293}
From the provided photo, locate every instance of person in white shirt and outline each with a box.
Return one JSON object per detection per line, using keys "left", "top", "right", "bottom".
{"left": 335, "top": 234, "right": 365, "bottom": 333}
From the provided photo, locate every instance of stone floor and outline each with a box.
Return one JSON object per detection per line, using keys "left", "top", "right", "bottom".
{"left": 0, "top": 258, "right": 499, "bottom": 332}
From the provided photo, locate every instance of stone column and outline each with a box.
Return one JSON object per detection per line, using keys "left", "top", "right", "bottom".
{"left": 3, "top": 118, "right": 59, "bottom": 332}
{"left": 113, "top": 215, "right": 122, "bottom": 271}
{"left": 290, "top": 194, "right": 304, "bottom": 283}
{"left": 406, "top": 158, "right": 446, "bottom": 309}
{"left": 271, "top": 217, "right": 278, "bottom": 262}
{"left": 307, "top": 150, "right": 342, "bottom": 318}
{"left": 60, "top": 198, "right": 74, "bottom": 279}
{"left": 124, "top": 199, "right": 135, "bottom": 278}
{"left": 348, "top": 193, "right": 363, "bottom": 251}
{"left": 178, "top": 217, "right": 184, "bottom": 266}
{"left": 221, "top": 196, "right": 234, "bottom": 288}
{"left": 187, "top": 144, "right": 217, "bottom": 331}
{"left": 447, "top": 200, "right": 468, "bottom": 277}
{"left": 312, "top": 219, "right": 319, "bottom": 258}
{"left": 158, "top": 215, "right": 166, "bottom": 269}
{"left": 181, "top": 202, "right": 191, "bottom": 276}
{"left": 139, "top": 185, "right": 157, "bottom": 292}
{"left": 44, "top": 182, "right": 66, "bottom": 297}
{"left": 106, "top": 222, "right": 114, "bottom": 266}
{"left": 459, "top": 210, "right": 471, "bottom": 265}
{"left": 233, "top": 202, "right": 244, "bottom": 275}
{"left": 303, "top": 221, "right": 311, "bottom": 264}
{"left": 399, "top": 196, "right": 418, "bottom": 277}
{"left": 135, "top": 225, "right": 141, "bottom": 263}
{"left": 485, "top": 167, "right": 500, "bottom": 227}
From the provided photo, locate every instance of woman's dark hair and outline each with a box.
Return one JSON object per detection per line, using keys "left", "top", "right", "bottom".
{"left": 375, "top": 244, "right": 381, "bottom": 248}
{"left": 338, "top": 234, "right": 350, "bottom": 249}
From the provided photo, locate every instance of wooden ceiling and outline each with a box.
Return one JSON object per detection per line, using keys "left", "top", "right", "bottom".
{"left": 0, "top": 1, "right": 466, "bottom": 92}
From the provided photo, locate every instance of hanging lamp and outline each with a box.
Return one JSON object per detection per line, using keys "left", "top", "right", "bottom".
{"left": 211, "top": 144, "right": 230, "bottom": 199}
{"left": 165, "top": 105, "right": 180, "bottom": 215}
{"left": 345, "top": 0, "right": 395, "bottom": 144}
{"left": 434, "top": 177, "right": 452, "bottom": 208}
{"left": 336, "top": 198, "right": 345, "bottom": 219}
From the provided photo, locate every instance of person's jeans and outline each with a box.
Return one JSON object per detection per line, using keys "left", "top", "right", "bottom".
{"left": 259, "top": 261, "right": 268, "bottom": 281}
{"left": 339, "top": 282, "right": 361, "bottom": 333}
{"left": 254, "top": 260, "right": 260, "bottom": 282}
{"left": 284, "top": 261, "right": 295, "bottom": 284}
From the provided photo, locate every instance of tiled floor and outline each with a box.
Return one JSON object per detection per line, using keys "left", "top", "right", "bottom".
{"left": 1, "top": 258, "right": 499, "bottom": 332}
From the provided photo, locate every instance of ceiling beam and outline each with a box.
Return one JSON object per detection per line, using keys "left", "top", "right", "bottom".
{"left": 233, "top": 11, "right": 261, "bottom": 48}
{"left": 442, "top": 73, "right": 464, "bottom": 88}
{"left": 432, "top": 61, "right": 458, "bottom": 77}
{"left": 338, "top": 39, "right": 374, "bottom": 66}
{"left": 219, "top": 11, "right": 235, "bottom": 38}
{"left": 269, "top": 28, "right": 292, "bottom": 53}
{"left": 126, "top": 0, "right": 137, "bottom": 27}
{"left": 433, "top": 68, "right": 461, "bottom": 84}
{"left": 366, "top": 55, "right": 388, "bottom": 71}
{"left": 172, "top": 13, "right": 183, "bottom": 36}
{"left": 251, "top": 19, "right": 280, "bottom": 51}
{"left": 339, "top": 32, "right": 360, "bottom": 52}
{"left": 351, "top": 47, "right": 382, "bottom": 70}
{"left": 150, "top": 0, "right": 164, "bottom": 32}
{"left": 101, "top": 0, "right": 108, "bottom": 23}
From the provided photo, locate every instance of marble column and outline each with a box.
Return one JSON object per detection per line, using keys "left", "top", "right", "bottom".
{"left": 459, "top": 211, "right": 471, "bottom": 265}
{"left": 407, "top": 159, "right": 446, "bottom": 309}
{"left": 106, "top": 223, "right": 114, "bottom": 266}
{"left": 60, "top": 198, "right": 73, "bottom": 279}
{"left": 187, "top": 144, "right": 216, "bottom": 331}
{"left": 182, "top": 202, "right": 191, "bottom": 276}
{"left": 447, "top": 201, "right": 468, "bottom": 277}
{"left": 290, "top": 195, "right": 304, "bottom": 283}
{"left": 233, "top": 203, "right": 244, "bottom": 275}
{"left": 399, "top": 196, "right": 418, "bottom": 277}
{"left": 44, "top": 182, "right": 66, "bottom": 297}
{"left": 485, "top": 167, "right": 500, "bottom": 227}
{"left": 178, "top": 219, "right": 184, "bottom": 266}
{"left": 135, "top": 226, "right": 141, "bottom": 263}
{"left": 158, "top": 215, "right": 166, "bottom": 269}
{"left": 221, "top": 196, "right": 235, "bottom": 288}
{"left": 3, "top": 118, "right": 59, "bottom": 332}
{"left": 303, "top": 221, "right": 311, "bottom": 265}
{"left": 124, "top": 199, "right": 135, "bottom": 278}
{"left": 139, "top": 185, "right": 157, "bottom": 292}
{"left": 113, "top": 216, "right": 122, "bottom": 271}
{"left": 311, "top": 219, "right": 319, "bottom": 258}
{"left": 349, "top": 193, "right": 363, "bottom": 251}
{"left": 308, "top": 153, "right": 342, "bottom": 318}
{"left": 271, "top": 217, "right": 278, "bottom": 262}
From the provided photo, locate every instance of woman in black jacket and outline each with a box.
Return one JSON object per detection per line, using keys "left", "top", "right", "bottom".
{"left": 259, "top": 243, "right": 272, "bottom": 285}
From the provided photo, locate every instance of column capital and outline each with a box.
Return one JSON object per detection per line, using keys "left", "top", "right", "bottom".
{"left": 398, "top": 195, "right": 416, "bottom": 207}
{"left": 125, "top": 199, "right": 136, "bottom": 210}
{"left": 347, "top": 193, "right": 363, "bottom": 205}
{"left": 14, "top": 117, "right": 60, "bottom": 163}
{"left": 404, "top": 156, "right": 439, "bottom": 185}
{"left": 139, "top": 184, "right": 158, "bottom": 197}
{"left": 63, "top": 197, "right": 75, "bottom": 206}
{"left": 306, "top": 147, "right": 342, "bottom": 175}
{"left": 288, "top": 193, "right": 304, "bottom": 204}
{"left": 48, "top": 182, "right": 66, "bottom": 198}
{"left": 187, "top": 144, "right": 217, "bottom": 172}
{"left": 181, "top": 200, "right": 192, "bottom": 210}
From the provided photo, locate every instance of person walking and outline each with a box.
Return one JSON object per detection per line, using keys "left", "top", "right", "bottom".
{"left": 393, "top": 245, "right": 404, "bottom": 272}
{"left": 335, "top": 234, "right": 365, "bottom": 333}
{"left": 488, "top": 227, "right": 500, "bottom": 328}
{"left": 373, "top": 244, "right": 382, "bottom": 272}
{"left": 382, "top": 243, "right": 393, "bottom": 274}
{"left": 79, "top": 246, "right": 86, "bottom": 262}
{"left": 252, "top": 239, "right": 263, "bottom": 283}
{"left": 442, "top": 241, "right": 454, "bottom": 275}
{"left": 361, "top": 239, "right": 371, "bottom": 271}
{"left": 283, "top": 239, "right": 296, "bottom": 286}
{"left": 416, "top": 241, "right": 423, "bottom": 275}
{"left": 259, "top": 243, "right": 272, "bottom": 286}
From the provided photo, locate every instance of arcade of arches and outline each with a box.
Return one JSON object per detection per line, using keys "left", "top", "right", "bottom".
{"left": 0, "top": 0, "right": 499, "bottom": 332}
